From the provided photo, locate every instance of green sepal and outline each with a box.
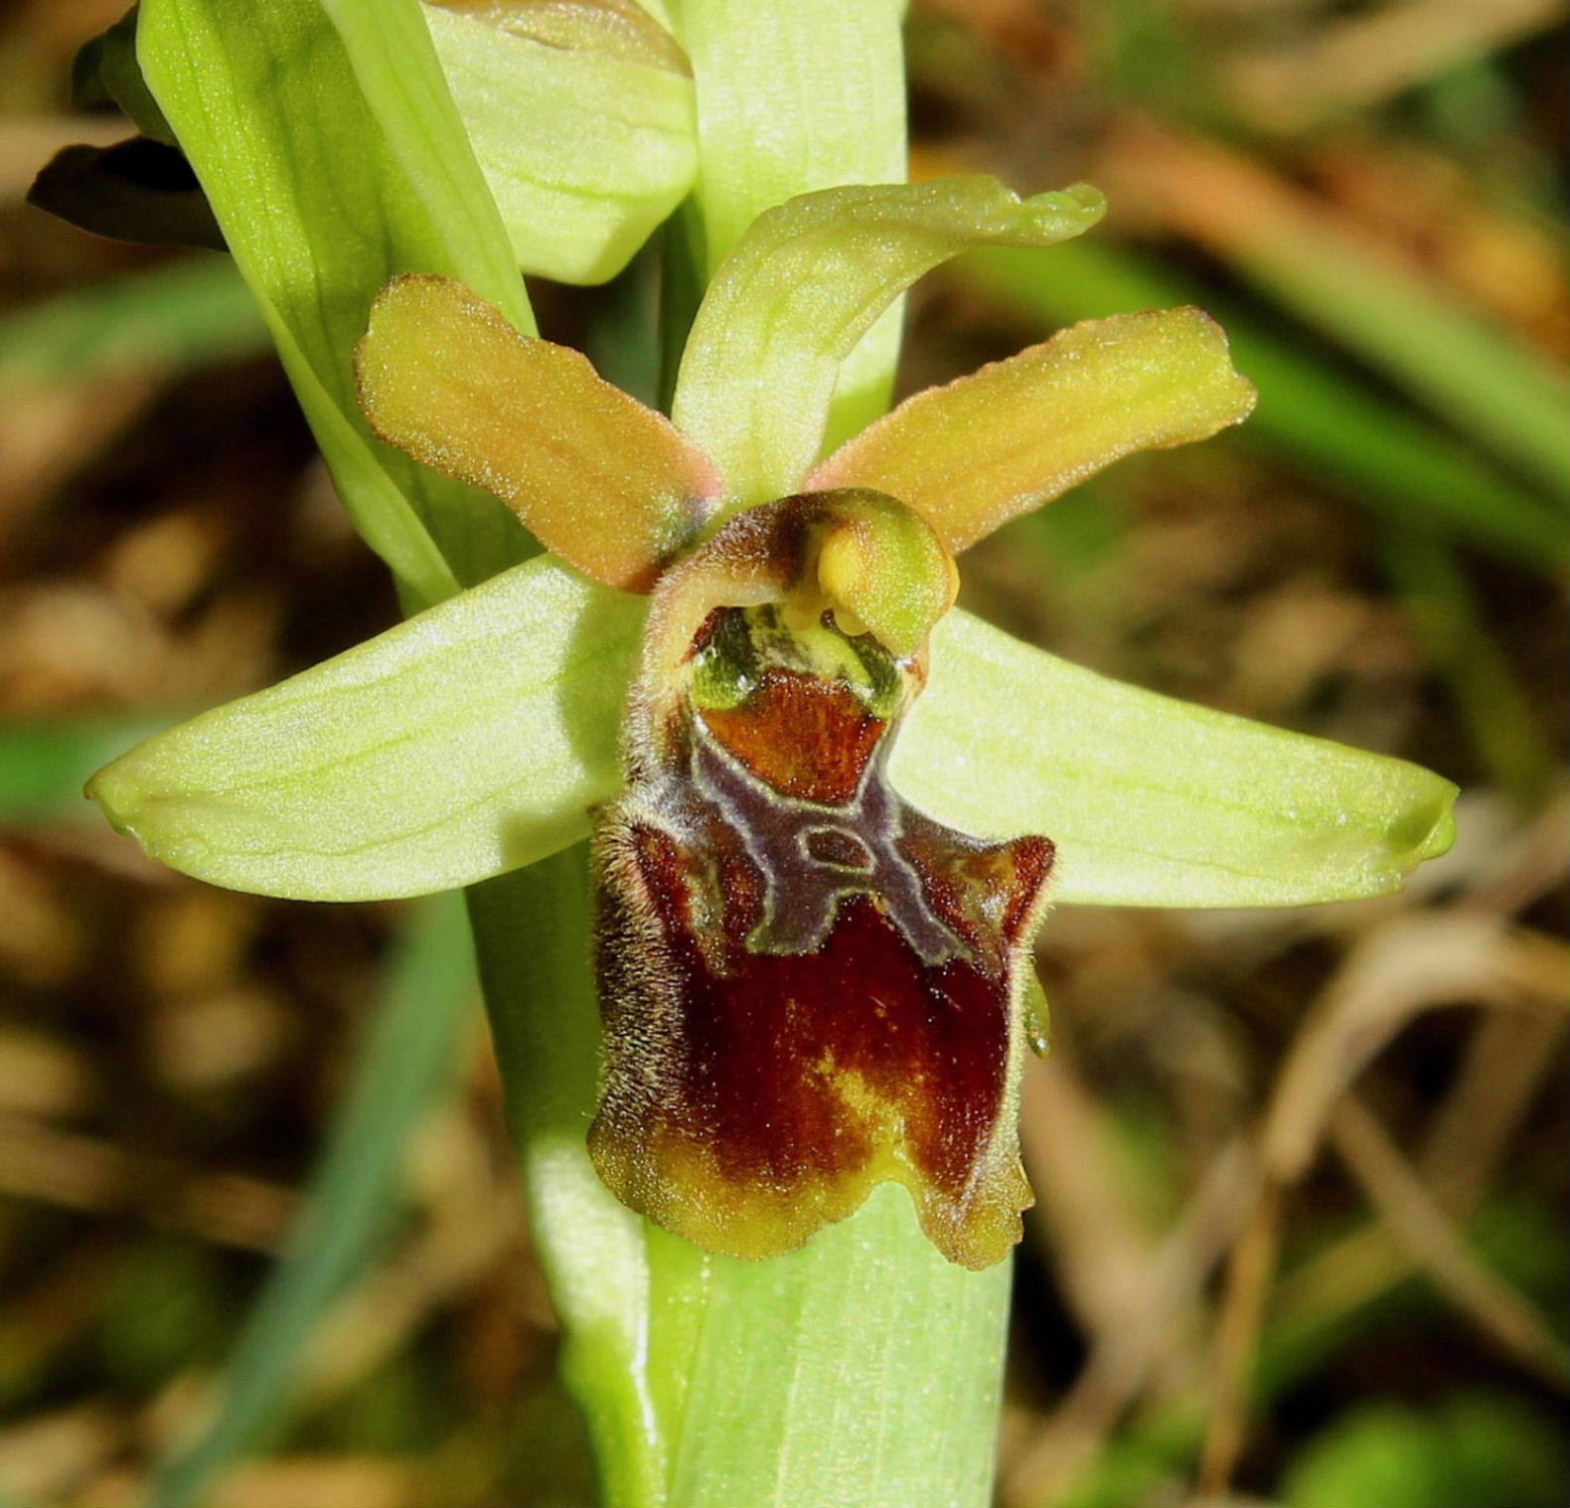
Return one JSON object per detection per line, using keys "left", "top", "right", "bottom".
{"left": 425, "top": 2, "right": 697, "bottom": 284}
{"left": 897, "top": 610, "right": 1457, "bottom": 908}
{"left": 672, "top": 176, "right": 1106, "bottom": 510}
{"left": 88, "top": 557, "right": 643, "bottom": 901}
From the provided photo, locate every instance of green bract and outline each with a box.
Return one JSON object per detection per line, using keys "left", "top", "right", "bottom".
{"left": 670, "top": 0, "right": 908, "bottom": 448}
{"left": 137, "top": 0, "right": 533, "bottom": 603}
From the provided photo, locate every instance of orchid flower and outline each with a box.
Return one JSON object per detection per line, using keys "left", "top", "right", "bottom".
{"left": 88, "top": 176, "right": 1456, "bottom": 1271}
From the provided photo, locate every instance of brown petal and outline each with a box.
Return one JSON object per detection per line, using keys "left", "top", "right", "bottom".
{"left": 356, "top": 274, "right": 722, "bottom": 591}
{"left": 810, "top": 307, "right": 1256, "bottom": 553}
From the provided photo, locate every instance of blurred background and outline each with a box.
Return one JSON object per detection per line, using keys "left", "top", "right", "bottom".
{"left": 1, "top": 2, "right": 1565, "bottom": 1505}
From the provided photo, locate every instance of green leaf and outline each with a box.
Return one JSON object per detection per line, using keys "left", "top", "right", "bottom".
{"left": 435, "top": 0, "right": 690, "bottom": 70}
{"left": 147, "top": 896, "right": 474, "bottom": 1508}
{"left": 137, "top": 0, "right": 534, "bottom": 604}
{"left": 425, "top": 1, "right": 697, "bottom": 285}
{"left": 668, "top": 0, "right": 904, "bottom": 278}
{"left": 672, "top": 177, "right": 1106, "bottom": 509}
{"left": 87, "top": 556, "right": 644, "bottom": 901}
{"left": 315, "top": 0, "right": 533, "bottom": 333}
{"left": 898, "top": 608, "right": 1457, "bottom": 908}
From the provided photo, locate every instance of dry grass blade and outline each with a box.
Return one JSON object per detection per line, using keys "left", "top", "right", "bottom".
{"left": 1225, "top": 0, "right": 1568, "bottom": 133}
{"left": 1198, "top": 1184, "right": 1286, "bottom": 1499}
{"left": 0, "top": 1401, "right": 125, "bottom": 1507}
{"left": 1261, "top": 914, "right": 1564, "bottom": 1185}
{"left": 1271, "top": 999, "right": 1565, "bottom": 1364}
{"left": 1019, "top": 1049, "right": 1155, "bottom": 1337}
{"left": 1006, "top": 1138, "right": 1261, "bottom": 1507}
{"left": 0, "top": 1110, "right": 294, "bottom": 1252}
{"left": 1199, "top": 911, "right": 1568, "bottom": 1495}
{"left": 1097, "top": 117, "right": 1569, "bottom": 502}
{"left": 1330, "top": 1097, "right": 1570, "bottom": 1389}
{"left": 1457, "top": 786, "right": 1570, "bottom": 919}
{"left": 1420, "top": 1006, "right": 1568, "bottom": 1213}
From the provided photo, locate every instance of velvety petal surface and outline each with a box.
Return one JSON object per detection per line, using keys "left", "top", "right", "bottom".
{"left": 810, "top": 308, "right": 1257, "bottom": 552}
{"left": 356, "top": 275, "right": 722, "bottom": 590}
{"left": 671, "top": 176, "right": 1106, "bottom": 508}
{"left": 592, "top": 797, "right": 1047, "bottom": 1269}
{"left": 592, "top": 511, "right": 1050, "bottom": 1268}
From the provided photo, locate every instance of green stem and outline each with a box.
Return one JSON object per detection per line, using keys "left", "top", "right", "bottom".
{"left": 468, "top": 853, "right": 666, "bottom": 1508}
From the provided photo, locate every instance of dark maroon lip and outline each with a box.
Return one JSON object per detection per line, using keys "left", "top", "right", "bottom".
{"left": 587, "top": 549, "right": 1053, "bottom": 1268}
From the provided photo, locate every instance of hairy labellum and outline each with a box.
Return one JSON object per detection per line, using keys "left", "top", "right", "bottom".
{"left": 590, "top": 493, "right": 1053, "bottom": 1269}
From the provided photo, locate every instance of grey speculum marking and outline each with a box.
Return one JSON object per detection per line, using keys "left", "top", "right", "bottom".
{"left": 691, "top": 728, "right": 966, "bottom": 967}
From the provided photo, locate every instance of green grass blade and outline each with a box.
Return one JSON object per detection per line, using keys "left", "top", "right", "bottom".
{"left": 961, "top": 241, "right": 1568, "bottom": 574}
{"left": 145, "top": 895, "right": 475, "bottom": 1508}
{"left": 0, "top": 718, "right": 169, "bottom": 818}
{"left": 0, "top": 258, "right": 265, "bottom": 390}
{"left": 1381, "top": 529, "right": 1557, "bottom": 796}
{"left": 1195, "top": 174, "right": 1570, "bottom": 502}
